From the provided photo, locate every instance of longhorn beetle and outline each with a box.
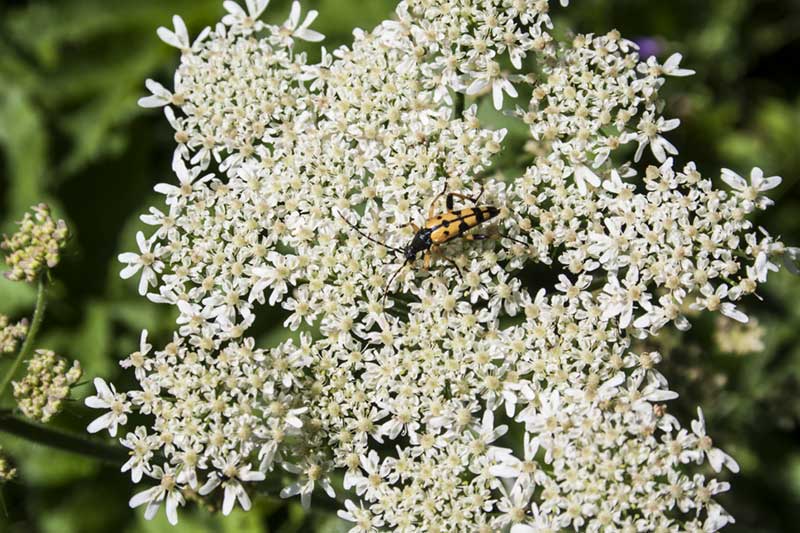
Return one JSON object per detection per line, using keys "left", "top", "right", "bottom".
{"left": 337, "top": 184, "right": 526, "bottom": 303}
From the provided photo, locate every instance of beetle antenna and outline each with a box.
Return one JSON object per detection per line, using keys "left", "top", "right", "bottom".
{"left": 501, "top": 213, "right": 538, "bottom": 247}
{"left": 335, "top": 209, "right": 404, "bottom": 255}
{"left": 502, "top": 233, "right": 530, "bottom": 247}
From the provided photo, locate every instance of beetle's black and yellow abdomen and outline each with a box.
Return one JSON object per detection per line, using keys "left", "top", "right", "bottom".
{"left": 427, "top": 206, "right": 499, "bottom": 244}
{"left": 337, "top": 186, "right": 520, "bottom": 304}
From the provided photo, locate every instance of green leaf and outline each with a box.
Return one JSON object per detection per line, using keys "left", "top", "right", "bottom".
{"left": 221, "top": 506, "right": 266, "bottom": 533}
{"left": 0, "top": 272, "right": 37, "bottom": 316}
{"left": 38, "top": 485, "right": 130, "bottom": 533}
{"left": 69, "top": 301, "right": 114, "bottom": 378}
{"left": 315, "top": 0, "right": 395, "bottom": 45}
{"left": 0, "top": 85, "right": 48, "bottom": 220}
{"left": 5, "top": 0, "right": 220, "bottom": 68}
{"left": 109, "top": 299, "right": 175, "bottom": 336}
{"left": 277, "top": 502, "right": 312, "bottom": 533}
{"left": 313, "top": 513, "right": 349, "bottom": 533}
{"left": 129, "top": 507, "right": 217, "bottom": 533}
{"left": 0, "top": 433, "right": 99, "bottom": 486}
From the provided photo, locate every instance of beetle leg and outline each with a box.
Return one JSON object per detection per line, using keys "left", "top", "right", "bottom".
{"left": 446, "top": 183, "right": 484, "bottom": 210}
{"left": 441, "top": 254, "right": 464, "bottom": 283}
{"left": 396, "top": 220, "right": 420, "bottom": 231}
{"left": 424, "top": 245, "right": 439, "bottom": 270}
{"left": 429, "top": 184, "right": 448, "bottom": 219}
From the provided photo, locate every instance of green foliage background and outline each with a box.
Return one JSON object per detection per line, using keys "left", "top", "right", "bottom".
{"left": 0, "top": 0, "right": 798, "bottom": 531}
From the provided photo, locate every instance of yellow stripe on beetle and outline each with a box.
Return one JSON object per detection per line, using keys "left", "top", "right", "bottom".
{"left": 428, "top": 207, "right": 498, "bottom": 244}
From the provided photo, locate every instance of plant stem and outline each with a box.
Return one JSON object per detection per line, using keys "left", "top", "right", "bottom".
{"left": 454, "top": 91, "right": 465, "bottom": 119}
{"left": 0, "top": 279, "right": 47, "bottom": 399}
{"left": 0, "top": 409, "right": 127, "bottom": 464}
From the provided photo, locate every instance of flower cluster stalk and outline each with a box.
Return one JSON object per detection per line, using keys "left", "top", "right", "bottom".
{"left": 0, "top": 280, "right": 47, "bottom": 399}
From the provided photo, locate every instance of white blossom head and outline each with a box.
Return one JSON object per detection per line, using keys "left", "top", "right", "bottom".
{"left": 86, "top": 1, "right": 792, "bottom": 529}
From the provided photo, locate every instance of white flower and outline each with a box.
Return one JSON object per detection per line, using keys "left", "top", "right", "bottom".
{"left": 120, "top": 426, "right": 157, "bottom": 482}
{"left": 337, "top": 499, "right": 384, "bottom": 532}
{"left": 626, "top": 113, "right": 680, "bottom": 162}
{"left": 573, "top": 165, "right": 601, "bottom": 195}
{"left": 661, "top": 52, "right": 696, "bottom": 76}
{"left": 153, "top": 158, "right": 212, "bottom": 205}
{"left": 118, "top": 231, "right": 162, "bottom": 296}
{"left": 137, "top": 74, "right": 182, "bottom": 108}
{"left": 280, "top": 458, "right": 336, "bottom": 509}
{"left": 250, "top": 253, "right": 300, "bottom": 305}
{"left": 704, "top": 500, "right": 735, "bottom": 531}
{"left": 156, "top": 15, "right": 210, "bottom": 52}
{"left": 157, "top": 15, "right": 190, "bottom": 50}
{"left": 119, "top": 329, "right": 153, "bottom": 381}
{"left": 721, "top": 167, "right": 782, "bottom": 210}
{"left": 198, "top": 454, "right": 266, "bottom": 515}
{"left": 343, "top": 449, "right": 383, "bottom": 499}
{"left": 625, "top": 369, "right": 679, "bottom": 416}
{"left": 490, "top": 431, "right": 545, "bottom": 487}
{"left": 495, "top": 482, "right": 535, "bottom": 530}
{"left": 222, "top": 0, "right": 270, "bottom": 29}
{"left": 517, "top": 391, "right": 564, "bottom": 435}
{"left": 129, "top": 464, "right": 185, "bottom": 525}
{"left": 693, "top": 283, "right": 749, "bottom": 323}
{"left": 599, "top": 270, "right": 653, "bottom": 329}
{"left": 84, "top": 377, "right": 130, "bottom": 437}
{"left": 466, "top": 62, "right": 519, "bottom": 110}
{"left": 279, "top": 1, "right": 324, "bottom": 43}
{"left": 509, "top": 503, "right": 555, "bottom": 533}
{"left": 690, "top": 408, "right": 740, "bottom": 474}
{"left": 640, "top": 52, "right": 696, "bottom": 77}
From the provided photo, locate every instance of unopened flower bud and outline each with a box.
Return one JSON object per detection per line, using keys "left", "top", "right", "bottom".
{"left": 0, "top": 314, "right": 29, "bottom": 355}
{"left": 1, "top": 204, "right": 69, "bottom": 283}
{"left": 0, "top": 445, "right": 16, "bottom": 483}
{"left": 13, "top": 349, "right": 82, "bottom": 423}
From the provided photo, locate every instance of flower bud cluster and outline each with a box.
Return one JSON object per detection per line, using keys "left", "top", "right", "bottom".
{"left": 1, "top": 204, "right": 68, "bottom": 283}
{"left": 0, "top": 314, "right": 28, "bottom": 355}
{"left": 13, "top": 349, "right": 82, "bottom": 423}
{"left": 0, "top": 445, "right": 16, "bottom": 483}
{"left": 714, "top": 316, "right": 765, "bottom": 355}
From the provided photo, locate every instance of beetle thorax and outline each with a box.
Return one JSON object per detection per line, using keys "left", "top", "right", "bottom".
{"left": 406, "top": 229, "right": 432, "bottom": 259}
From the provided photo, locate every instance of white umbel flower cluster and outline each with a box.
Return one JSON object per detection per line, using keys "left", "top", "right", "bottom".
{"left": 86, "top": 1, "right": 796, "bottom": 530}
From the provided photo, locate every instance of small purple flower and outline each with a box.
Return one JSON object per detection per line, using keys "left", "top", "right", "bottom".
{"left": 634, "top": 36, "right": 663, "bottom": 59}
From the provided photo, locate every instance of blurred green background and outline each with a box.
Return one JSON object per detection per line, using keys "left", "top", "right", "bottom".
{"left": 0, "top": 0, "right": 798, "bottom": 531}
